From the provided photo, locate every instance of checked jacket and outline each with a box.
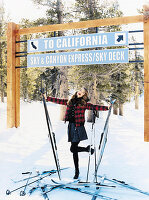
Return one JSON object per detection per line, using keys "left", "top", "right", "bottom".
{"left": 47, "top": 96, "right": 109, "bottom": 127}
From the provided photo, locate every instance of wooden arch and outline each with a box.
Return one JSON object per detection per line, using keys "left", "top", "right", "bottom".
{"left": 7, "top": 15, "right": 149, "bottom": 141}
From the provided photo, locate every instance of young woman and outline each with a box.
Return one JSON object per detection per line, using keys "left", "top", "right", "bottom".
{"left": 44, "top": 88, "right": 109, "bottom": 179}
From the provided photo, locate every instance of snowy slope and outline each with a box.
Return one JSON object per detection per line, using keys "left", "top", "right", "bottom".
{"left": 0, "top": 96, "right": 149, "bottom": 200}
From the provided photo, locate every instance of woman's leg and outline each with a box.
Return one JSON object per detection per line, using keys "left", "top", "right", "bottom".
{"left": 70, "top": 142, "right": 79, "bottom": 169}
{"left": 70, "top": 142, "right": 94, "bottom": 179}
{"left": 71, "top": 143, "right": 94, "bottom": 153}
{"left": 70, "top": 142, "right": 80, "bottom": 179}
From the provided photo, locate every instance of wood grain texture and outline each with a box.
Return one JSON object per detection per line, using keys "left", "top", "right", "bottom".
{"left": 144, "top": 19, "right": 149, "bottom": 141}
{"left": 17, "top": 15, "right": 143, "bottom": 35}
{"left": 7, "top": 22, "right": 17, "bottom": 128}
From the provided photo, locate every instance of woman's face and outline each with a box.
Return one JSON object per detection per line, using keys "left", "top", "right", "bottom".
{"left": 77, "top": 88, "right": 86, "bottom": 98}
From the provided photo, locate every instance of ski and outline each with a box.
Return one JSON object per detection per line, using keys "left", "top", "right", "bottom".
{"left": 36, "top": 171, "right": 50, "bottom": 200}
{"left": 51, "top": 179, "right": 115, "bottom": 188}
{"left": 42, "top": 179, "right": 117, "bottom": 200}
{"left": 51, "top": 179, "right": 78, "bottom": 186}
{"left": 41, "top": 87, "right": 61, "bottom": 180}
{"left": 98, "top": 175, "right": 149, "bottom": 196}
{"left": 11, "top": 168, "right": 68, "bottom": 183}
{"left": 91, "top": 175, "right": 106, "bottom": 200}
{"left": 29, "top": 182, "right": 49, "bottom": 199}
{"left": 94, "top": 99, "right": 116, "bottom": 181}
{"left": 62, "top": 186, "right": 117, "bottom": 200}
{"left": 29, "top": 186, "right": 39, "bottom": 195}
{"left": 42, "top": 179, "right": 78, "bottom": 196}
{"left": 6, "top": 169, "right": 62, "bottom": 196}
{"left": 40, "top": 186, "right": 49, "bottom": 200}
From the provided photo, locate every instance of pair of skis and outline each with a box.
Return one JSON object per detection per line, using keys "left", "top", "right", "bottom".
{"left": 27, "top": 173, "right": 149, "bottom": 200}
{"left": 40, "top": 179, "right": 117, "bottom": 200}
{"left": 41, "top": 88, "right": 61, "bottom": 180}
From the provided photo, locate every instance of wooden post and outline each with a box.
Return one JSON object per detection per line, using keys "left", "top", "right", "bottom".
{"left": 7, "top": 22, "right": 20, "bottom": 128}
{"left": 144, "top": 17, "right": 149, "bottom": 142}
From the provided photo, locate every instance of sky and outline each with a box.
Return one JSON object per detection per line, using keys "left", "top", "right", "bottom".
{"left": 0, "top": 0, "right": 147, "bottom": 23}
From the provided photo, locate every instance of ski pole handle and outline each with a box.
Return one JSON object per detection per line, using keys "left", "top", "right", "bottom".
{"left": 110, "top": 99, "right": 116, "bottom": 105}
{"left": 40, "top": 89, "right": 47, "bottom": 99}
{"left": 22, "top": 172, "right": 31, "bottom": 175}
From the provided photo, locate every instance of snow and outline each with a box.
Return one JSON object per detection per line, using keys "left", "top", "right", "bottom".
{"left": 0, "top": 96, "right": 149, "bottom": 200}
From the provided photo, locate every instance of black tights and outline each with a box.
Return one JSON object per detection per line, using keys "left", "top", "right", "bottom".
{"left": 70, "top": 142, "right": 88, "bottom": 172}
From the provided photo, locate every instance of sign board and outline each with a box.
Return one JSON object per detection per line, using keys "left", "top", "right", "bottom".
{"left": 27, "top": 48, "right": 129, "bottom": 68}
{"left": 27, "top": 31, "right": 128, "bottom": 53}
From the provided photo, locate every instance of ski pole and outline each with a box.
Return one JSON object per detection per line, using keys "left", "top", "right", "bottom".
{"left": 86, "top": 131, "right": 93, "bottom": 182}
{"left": 93, "top": 119, "right": 97, "bottom": 183}
{"left": 11, "top": 169, "right": 58, "bottom": 183}
{"left": 41, "top": 91, "right": 61, "bottom": 180}
{"left": 20, "top": 172, "right": 32, "bottom": 196}
{"left": 29, "top": 168, "right": 69, "bottom": 195}
{"left": 6, "top": 171, "right": 58, "bottom": 195}
{"left": 94, "top": 99, "right": 116, "bottom": 182}
{"left": 91, "top": 176, "right": 105, "bottom": 200}
{"left": 86, "top": 109, "right": 96, "bottom": 182}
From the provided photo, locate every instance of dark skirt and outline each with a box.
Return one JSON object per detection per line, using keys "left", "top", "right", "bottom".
{"left": 68, "top": 123, "right": 88, "bottom": 142}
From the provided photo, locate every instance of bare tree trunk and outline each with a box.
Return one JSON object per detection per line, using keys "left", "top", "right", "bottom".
{"left": 59, "top": 66, "right": 68, "bottom": 120}
{"left": 0, "top": 75, "right": 4, "bottom": 102}
{"left": 87, "top": 0, "right": 98, "bottom": 122}
{"left": 56, "top": 0, "right": 68, "bottom": 120}
{"left": 119, "top": 103, "right": 123, "bottom": 116}
{"left": 135, "top": 82, "right": 139, "bottom": 109}
{"left": 88, "top": 0, "right": 94, "bottom": 20}
{"left": 87, "top": 74, "right": 98, "bottom": 122}
{"left": 113, "top": 104, "right": 118, "bottom": 115}
{"left": 134, "top": 42, "right": 139, "bottom": 109}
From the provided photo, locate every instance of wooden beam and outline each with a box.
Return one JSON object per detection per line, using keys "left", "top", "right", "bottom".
{"left": 7, "top": 22, "right": 17, "bottom": 128}
{"left": 15, "top": 25, "right": 20, "bottom": 127}
{"left": 17, "top": 15, "right": 143, "bottom": 35}
{"left": 144, "top": 18, "right": 149, "bottom": 142}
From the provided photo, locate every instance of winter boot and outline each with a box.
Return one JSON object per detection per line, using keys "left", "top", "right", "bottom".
{"left": 86, "top": 145, "right": 94, "bottom": 155}
{"left": 73, "top": 169, "right": 79, "bottom": 179}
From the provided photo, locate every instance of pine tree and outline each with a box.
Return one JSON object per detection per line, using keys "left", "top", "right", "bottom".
{"left": 71, "top": 0, "right": 124, "bottom": 119}
{"left": 19, "top": 17, "right": 61, "bottom": 101}
{"left": 31, "top": 0, "right": 69, "bottom": 120}
{"left": 0, "top": 2, "right": 6, "bottom": 103}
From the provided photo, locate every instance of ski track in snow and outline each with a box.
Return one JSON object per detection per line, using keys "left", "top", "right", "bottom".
{"left": 0, "top": 97, "right": 149, "bottom": 200}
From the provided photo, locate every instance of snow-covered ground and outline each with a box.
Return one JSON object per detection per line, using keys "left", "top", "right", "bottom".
{"left": 0, "top": 96, "right": 149, "bottom": 200}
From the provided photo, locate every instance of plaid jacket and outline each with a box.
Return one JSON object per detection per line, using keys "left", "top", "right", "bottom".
{"left": 47, "top": 96, "right": 109, "bottom": 127}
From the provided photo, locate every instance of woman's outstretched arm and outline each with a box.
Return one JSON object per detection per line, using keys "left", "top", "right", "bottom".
{"left": 46, "top": 96, "right": 68, "bottom": 105}
{"left": 86, "top": 102, "right": 109, "bottom": 111}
